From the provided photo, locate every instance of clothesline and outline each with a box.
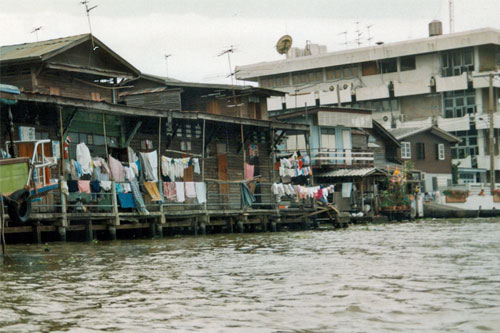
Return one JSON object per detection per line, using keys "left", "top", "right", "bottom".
{"left": 204, "top": 176, "right": 262, "bottom": 184}
{"left": 164, "top": 149, "right": 203, "bottom": 157}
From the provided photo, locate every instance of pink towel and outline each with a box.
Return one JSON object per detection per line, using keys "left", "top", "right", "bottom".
{"left": 245, "top": 163, "right": 254, "bottom": 180}
{"left": 108, "top": 155, "right": 124, "bottom": 182}
{"left": 78, "top": 180, "right": 91, "bottom": 194}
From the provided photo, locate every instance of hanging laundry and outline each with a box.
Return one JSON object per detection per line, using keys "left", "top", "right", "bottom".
{"left": 122, "top": 182, "right": 132, "bottom": 193}
{"left": 144, "top": 182, "right": 162, "bottom": 202}
{"left": 241, "top": 183, "right": 256, "bottom": 208}
{"left": 175, "top": 182, "right": 185, "bottom": 202}
{"left": 100, "top": 181, "right": 112, "bottom": 191}
{"left": 184, "top": 182, "right": 196, "bottom": 199}
{"left": 78, "top": 180, "right": 91, "bottom": 194}
{"left": 118, "top": 193, "right": 136, "bottom": 208}
{"left": 164, "top": 182, "right": 177, "bottom": 201}
{"left": 193, "top": 158, "right": 200, "bottom": 174}
{"left": 140, "top": 151, "right": 158, "bottom": 181}
{"left": 90, "top": 180, "right": 101, "bottom": 199}
{"left": 108, "top": 155, "right": 124, "bottom": 182}
{"left": 195, "top": 182, "right": 207, "bottom": 204}
{"left": 130, "top": 180, "right": 148, "bottom": 214}
{"left": 61, "top": 181, "right": 69, "bottom": 195}
{"left": 76, "top": 142, "right": 93, "bottom": 175}
{"left": 244, "top": 163, "right": 254, "bottom": 180}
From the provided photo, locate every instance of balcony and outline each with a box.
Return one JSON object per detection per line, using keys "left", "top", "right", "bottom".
{"left": 312, "top": 148, "right": 374, "bottom": 169}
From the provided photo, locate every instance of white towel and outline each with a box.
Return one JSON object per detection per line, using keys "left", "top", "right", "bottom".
{"left": 175, "top": 181, "right": 185, "bottom": 202}
{"left": 76, "top": 142, "right": 93, "bottom": 175}
{"left": 195, "top": 182, "right": 206, "bottom": 204}
{"left": 100, "top": 181, "right": 112, "bottom": 191}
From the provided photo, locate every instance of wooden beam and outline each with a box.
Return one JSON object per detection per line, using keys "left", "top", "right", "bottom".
{"left": 18, "top": 93, "right": 167, "bottom": 118}
{"left": 273, "top": 129, "right": 286, "bottom": 148}
{"left": 124, "top": 121, "right": 142, "bottom": 147}
{"left": 165, "top": 122, "right": 181, "bottom": 149}
{"left": 62, "top": 108, "right": 78, "bottom": 137}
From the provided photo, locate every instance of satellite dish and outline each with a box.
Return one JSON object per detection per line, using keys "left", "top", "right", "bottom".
{"left": 276, "top": 35, "right": 293, "bottom": 55}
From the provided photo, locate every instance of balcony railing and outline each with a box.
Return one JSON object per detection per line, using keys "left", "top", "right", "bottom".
{"left": 278, "top": 148, "right": 375, "bottom": 169}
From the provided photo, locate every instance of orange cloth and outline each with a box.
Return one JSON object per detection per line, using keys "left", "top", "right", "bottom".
{"left": 144, "top": 182, "right": 162, "bottom": 202}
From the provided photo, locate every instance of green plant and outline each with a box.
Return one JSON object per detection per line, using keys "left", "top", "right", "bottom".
{"left": 443, "top": 189, "right": 469, "bottom": 199}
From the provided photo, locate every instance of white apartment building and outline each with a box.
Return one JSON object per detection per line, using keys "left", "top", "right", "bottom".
{"left": 236, "top": 23, "right": 500, "bottom": 184}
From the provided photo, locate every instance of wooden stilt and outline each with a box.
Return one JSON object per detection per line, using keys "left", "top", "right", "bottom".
{"left": 85, "top": 220, "right": 93, "bottom": 242}
{"left": 108, "top": 225, "right": 117, "bottom": 241}
{"left": 33, "top": 221, "right": 42, "bottom": 244}
{"left": 57, "top": 226, "right": 67, "bottom": 242}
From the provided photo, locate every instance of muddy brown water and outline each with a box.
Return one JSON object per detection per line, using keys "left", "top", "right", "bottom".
{"left": 1, "top": 219, "right": 500, "bottom": 332}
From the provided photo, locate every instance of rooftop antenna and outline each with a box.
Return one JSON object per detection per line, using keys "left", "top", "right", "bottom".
{"left": 366, "top": 24, "right": 373, "bottom": 45}
{"left": 80, "top": 0, "right": 98, "bottom": 49}
{"left": 355, "top": 22, "right": 363, "bottom": 46}
{"left": 218, "top": 45, "right": 241, "bottom": 114}
{"left": 31, "top": 26, "right": 42, "bottom": 42}
{"left": 338, "top": 31, "right": 348, "bottom": 49}
{"left": 164, "top": 54, "right": 172, "bottom": 77}
{"left": 449, "top": 0, "right": 454, "bottom": 33}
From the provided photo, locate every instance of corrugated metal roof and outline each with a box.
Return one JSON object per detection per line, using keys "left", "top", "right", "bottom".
{"left": 317, "top": 168, "right": 382, "bottom": 178}
{"left": 0, "top": 34, "right": 88, "bottom": 62}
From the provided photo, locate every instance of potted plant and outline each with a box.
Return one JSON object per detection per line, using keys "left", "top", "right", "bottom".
{"left": 443, "top": 189, "right": 469, "bottom": 203}
{"left": 491, "top": 189, "right": 500, "bottom": 202}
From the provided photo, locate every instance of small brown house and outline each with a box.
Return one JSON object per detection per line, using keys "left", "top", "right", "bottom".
{"left": 389, "top": 126, "right": 461, "bottom": 192}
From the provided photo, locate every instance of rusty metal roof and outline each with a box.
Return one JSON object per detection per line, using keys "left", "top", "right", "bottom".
{"left": 0, "top": 34, "right": 89, "bottom": 63}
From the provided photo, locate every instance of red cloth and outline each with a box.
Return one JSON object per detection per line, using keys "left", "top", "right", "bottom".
{"left": 164, "top": 182, "right": 177, "bottom": 201}
{"left": 315, "top": 188, "right": 323, "bottom": 200}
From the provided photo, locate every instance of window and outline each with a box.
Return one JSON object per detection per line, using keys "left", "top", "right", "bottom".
{"left": 321, "top": 128, "right": 336, "bottom": 149}
{"left": 400, "top": 56, "right": 416, "bottom": 71}
{"left": 286, "top": 135, "right": 306, "bottom": 150}
{"left": 379, "top": 58, "right": 397, "bottom": 73}
{"left": 437, "top": 143, "right": 445, "bottom": 160}
{"left": 180, "top": 141, "right": 191, "bottom": 151}
{"left": 451, "top": 126, "right": 478, "bottom": 160}
{"left": 441, "top": 48, "right": 474, "bottom": 77}
{"left": 401, "top": 142, "right": 411, "bottom": 159}
{"left": 443, "top": 90, "right": 476, "bottom": 118}
{"left": 416, "top": 142, "right": 425, "bottom": 160}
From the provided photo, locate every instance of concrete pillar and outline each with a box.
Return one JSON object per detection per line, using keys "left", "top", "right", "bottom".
{"left": 111, "top": 180, "right": 120, "bottom": 226}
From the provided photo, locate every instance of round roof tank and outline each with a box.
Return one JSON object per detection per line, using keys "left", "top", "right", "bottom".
{"left": 429, "top": 20, "right": 443, "bottom": 37}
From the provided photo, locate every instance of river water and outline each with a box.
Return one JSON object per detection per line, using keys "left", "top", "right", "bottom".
{"left": 1, "top": 219, "right": 500, "bottom": 332}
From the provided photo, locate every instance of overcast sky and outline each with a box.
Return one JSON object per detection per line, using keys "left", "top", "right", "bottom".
{"left": 1, "top": 0, "right": 500, "bottom": 84}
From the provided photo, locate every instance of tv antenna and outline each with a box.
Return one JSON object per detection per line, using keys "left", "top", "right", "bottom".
{"left": 366, "top": 24, "right": 373, "bottom": 45}
{"left": 449, "top": 0, "right": 454, "bottom": 33}
{"left": 338, "top": 31, "right": 348, "bottom": 49}
{"left": 80, "top": 0, "right": 98, "bottom": 49}
{"left": 355, "top": 21, "right": 363, "bottom": 46}
{"left": 31, "top": 26, "right": 42, "bottom": 42}
{"left": 218, "top": 45, "right": 241, "bottom": 114}
{"left": 164, "top": 54, "right": 172, "bottom": 77}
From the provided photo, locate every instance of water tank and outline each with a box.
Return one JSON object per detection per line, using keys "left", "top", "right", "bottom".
{"left": 429, "top": 20, "right": 443, "bottom": 37}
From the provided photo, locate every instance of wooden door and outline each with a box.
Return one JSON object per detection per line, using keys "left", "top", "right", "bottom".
{"left": 217, "top": 144, "right": 228, "bottom": 203}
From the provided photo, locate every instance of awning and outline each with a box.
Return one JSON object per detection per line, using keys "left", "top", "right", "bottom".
{"left": 316, "top": 167, "right": 385, "bottom": 178}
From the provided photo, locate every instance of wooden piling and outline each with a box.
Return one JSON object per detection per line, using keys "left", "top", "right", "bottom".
{"left": 111, "top": 181, "right": 120, "bottom": 226}
{"left": 108, "top": 225, "right": 117, "bottom": 241}
{"left": 261, "top": 216, "right": 268, "bottom": 232}
{"left": 33, "top": 221, "right": 42, "bottom": 244}
{"left": 85, "top": 220, "right": 93, "bottom": 242}
{"left": 57, "top": 226, "right": 67, "bottom": 242}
